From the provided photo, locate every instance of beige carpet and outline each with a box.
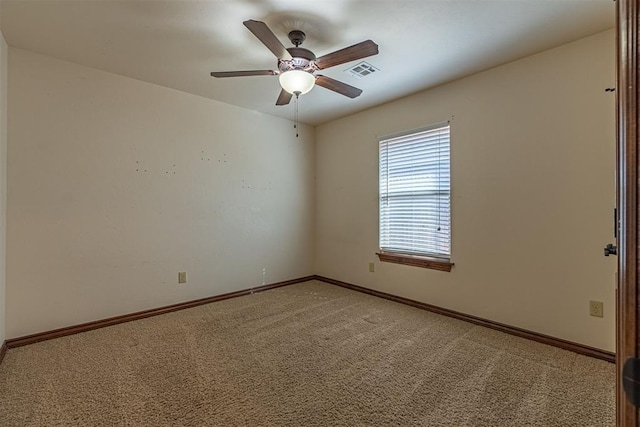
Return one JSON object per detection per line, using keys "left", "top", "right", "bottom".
{"left": 0, "top": 280, "right": 615, "bottom": 426}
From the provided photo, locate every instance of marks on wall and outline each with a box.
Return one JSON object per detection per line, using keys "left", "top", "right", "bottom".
{"left": 136, "top": 160, "right": 176, "bottom": 175}
{"left": 135, "top": 160, "right": 177, "bottom": 175}
{"left": 200, "top": 150, "right": 227, "bottom": 165}
{"left": 132, "top": 149, "right": 273, "bottom": 192}
{"left": 133, "top": 149, "right": 230, "bottom": 177}
{"left": 134, "top": 160, "right": 147, "bottom": 173}
{"left": 241, "top": 179, "right": 273, "bottom": 192}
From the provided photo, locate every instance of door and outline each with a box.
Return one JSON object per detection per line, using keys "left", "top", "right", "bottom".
{"left": 617, "top": 0, "right": 640, "bottom": 425}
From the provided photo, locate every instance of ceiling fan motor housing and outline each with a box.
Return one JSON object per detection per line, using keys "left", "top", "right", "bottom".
{"left": 278, "top": 47, "right": 317, "bottom": 73}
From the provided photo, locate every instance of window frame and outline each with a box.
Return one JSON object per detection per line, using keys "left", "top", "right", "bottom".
{"left": 377, "top": 122, "right": 454, "bottom": 272}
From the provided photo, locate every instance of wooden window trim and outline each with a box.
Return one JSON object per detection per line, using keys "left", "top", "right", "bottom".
{"left": 376, "top": 252, "right": 454, "bottom": 272}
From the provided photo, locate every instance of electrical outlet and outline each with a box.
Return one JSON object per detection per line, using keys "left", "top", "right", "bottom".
{"left": 368, "top": 262, "right": 375, "bottom": 273}
{"left": 178, "top": 271, "right": 187, "bottom": 284}
{"left": 589, "top": 300, "right": 604, "bottom": 318}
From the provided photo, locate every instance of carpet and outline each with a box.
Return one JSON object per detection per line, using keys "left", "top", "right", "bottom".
{"left": 0, "top": 280, "right": 615, "bottom": 426}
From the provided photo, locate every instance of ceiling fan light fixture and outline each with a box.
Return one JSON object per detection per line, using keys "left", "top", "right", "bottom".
{"left": 279, "top": 70, "right": 315, "bottom": 95}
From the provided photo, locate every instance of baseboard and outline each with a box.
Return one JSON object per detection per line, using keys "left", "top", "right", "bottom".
{"left": 3, "top": 274, "right": 616, "bottom": 364}
{"left": 0, "top": 341, "right": 7, "bottom": 365}
{"left": 313, "top": 275, "right": 616, "bottom": 363}
{"left": 5, "top": 275, "right": 315, "bottom": 349}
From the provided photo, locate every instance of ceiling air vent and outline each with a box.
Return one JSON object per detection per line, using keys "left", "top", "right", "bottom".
{"left": 345, "top": 61, "right": 379, "bottom": 79}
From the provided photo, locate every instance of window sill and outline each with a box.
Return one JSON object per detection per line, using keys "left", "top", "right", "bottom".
{"left": 376, "top": 252, "right": 454, "bottom": 272}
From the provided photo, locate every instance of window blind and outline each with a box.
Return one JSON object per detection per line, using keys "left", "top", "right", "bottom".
{"left": 379, "top": 124, "right": 451, "bottom": 258}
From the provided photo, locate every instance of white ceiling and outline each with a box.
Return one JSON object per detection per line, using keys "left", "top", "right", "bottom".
{"left": 1, "top": 0, "right": 614, "bottom": 126}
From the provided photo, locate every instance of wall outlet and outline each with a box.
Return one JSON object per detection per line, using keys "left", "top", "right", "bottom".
{"left": 589, "top": 300, "right": 604, "bottom": 318}
{"left": 368, "top": 262, "right": 375, "bottom": 273}
{"left": 178, "top": 271, "right": 187, "bottom": 284}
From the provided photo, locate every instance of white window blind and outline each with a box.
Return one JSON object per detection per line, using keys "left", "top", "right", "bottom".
{"left": 379, "top": 123, "right": 451, "bottom": 259}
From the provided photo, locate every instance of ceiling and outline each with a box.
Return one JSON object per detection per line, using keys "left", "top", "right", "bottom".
{"left": 0, "top": 0, "right": 614, "bottom": 126}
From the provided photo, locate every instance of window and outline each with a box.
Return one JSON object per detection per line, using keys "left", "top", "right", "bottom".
{"left": 378, "top": 123, "right": 453, "bottom": 271}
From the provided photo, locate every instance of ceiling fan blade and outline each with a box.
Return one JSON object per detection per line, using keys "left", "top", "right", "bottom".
{"left": 243, "top": 20, "right": 293, "bottom": 61}
{"left": 210, "top": 70, "right": 276, "bottom": 78}
{"left": 276, "top": 89, "right": 293, "bottom": 106}
{"left": 315, "top": 75, "right": 363, "bottom": 98}
{"left": 315, "top": 40, "right": 379, "bottom": 70}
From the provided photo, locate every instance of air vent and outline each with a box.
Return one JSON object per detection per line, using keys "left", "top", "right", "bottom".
{"left": 345, "top": 61, "right": 379, "bottom": 79}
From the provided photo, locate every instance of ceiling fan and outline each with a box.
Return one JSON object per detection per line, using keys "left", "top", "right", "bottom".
{"left": 210, "top": 20, "right": 379, "bottom": 106}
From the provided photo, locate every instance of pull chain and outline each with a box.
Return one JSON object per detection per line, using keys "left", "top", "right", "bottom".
{"left": 294, "top": 91, "right": 300, "bottom": 138}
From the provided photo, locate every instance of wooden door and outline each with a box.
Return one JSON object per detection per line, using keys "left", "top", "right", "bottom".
{"left": 618, "top": 0, "right": 640, "bottom": 425}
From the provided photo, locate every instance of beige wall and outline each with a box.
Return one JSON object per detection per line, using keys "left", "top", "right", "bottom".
{"left": 6, "top": 48, "right": 315, "bottom": 338}
{"left": 315, "top": 30, "right": 616, "bottom": 351}
{"left": 0, "top": 17, "right": 7, "bottom": 346}
{"left": 4, "top": 30, "right": 618, "bottom": 352}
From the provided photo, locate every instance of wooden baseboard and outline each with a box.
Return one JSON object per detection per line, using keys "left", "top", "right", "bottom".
{"left": 313, "top": 275, "right": 615, "bottom": 363}
{"left": 0, "top": 341, "right": 6, "bottom": 365}
{"left": 2, "top": 274, "right": 615, "bottom": 364}
{"left": 5, "top": 275, "right": 315, "bottom": 349}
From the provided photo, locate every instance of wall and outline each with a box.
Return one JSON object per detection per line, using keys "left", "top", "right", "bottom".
{"left": 315, "top": 30, "right": 616, "bottom": 351}
{"left": 0, "top": 13, "right": 7, "bottom": 346}
{"left": 6, "top": 48, "right": 315, "bottom": 338}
